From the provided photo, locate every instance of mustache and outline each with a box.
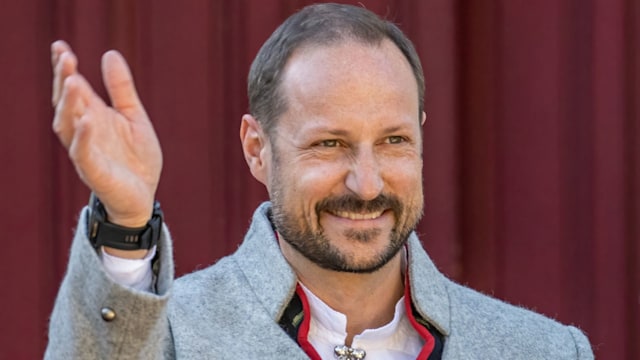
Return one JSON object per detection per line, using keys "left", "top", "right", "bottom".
{"left": 315, "top": 193, "right": 403, "bottom": 215}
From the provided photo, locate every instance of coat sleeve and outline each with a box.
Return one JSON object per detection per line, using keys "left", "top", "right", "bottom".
{"left": 568, "top": 326, "right": 595, "bottom": 360}
{"left": 45, "top": 207, "right": 175, "bottom": 360}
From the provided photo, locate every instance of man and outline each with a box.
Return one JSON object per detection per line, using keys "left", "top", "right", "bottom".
{"left": 46, "top": 3, "right": 593, "bottom": 359}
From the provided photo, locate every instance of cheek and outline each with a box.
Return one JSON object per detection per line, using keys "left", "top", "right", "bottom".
{"left": 382, "top": 157, "right": 423, "bottom": 191}
{"left": 294, "top": 160, "right": 347, "bottom": 196}
{"left": 279, "top": 159, "right": 347, "bottom": 212}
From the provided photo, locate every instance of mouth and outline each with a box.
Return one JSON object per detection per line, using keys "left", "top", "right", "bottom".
{"left": 315, "top": 193, "right": 401, "bottom": 227}
{"left": 330, "top": 210, "right": 385, "bottom": 220}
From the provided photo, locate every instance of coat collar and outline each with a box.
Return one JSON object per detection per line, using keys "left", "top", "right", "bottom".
{"left": 233, "top": 202, "right": 299, "bottom": 321}
{"left": 406, "top": 234, "right": 451, "bottom": 335}
{"left": 234, "top": 202, "right": 451, "bottom": 336}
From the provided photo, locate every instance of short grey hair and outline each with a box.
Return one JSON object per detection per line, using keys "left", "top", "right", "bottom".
{"left": 247, "top": 3, "right": 425, "bottom": 136}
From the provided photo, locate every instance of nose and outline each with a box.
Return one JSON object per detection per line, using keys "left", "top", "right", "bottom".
{"left": 345, "top": 148, "right": 384, "bottom": 201}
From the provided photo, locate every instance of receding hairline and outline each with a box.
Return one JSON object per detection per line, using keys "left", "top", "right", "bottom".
{"left": 247, "top": 3, "right": 425, "bottom": 136}
{"left": 279, "top": 37, "right": 421, "bottom": 108}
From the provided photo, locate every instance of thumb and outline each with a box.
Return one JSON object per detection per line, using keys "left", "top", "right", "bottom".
{"left": 101, "top": 50, "right": 146, "bottom": 119}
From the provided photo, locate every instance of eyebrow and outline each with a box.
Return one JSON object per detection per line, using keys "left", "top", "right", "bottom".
{"left": 380, "top": 125, "right": 406, "bottom": 134}
{"left": 305, "top": 124, "right": 409, "bottom": 136}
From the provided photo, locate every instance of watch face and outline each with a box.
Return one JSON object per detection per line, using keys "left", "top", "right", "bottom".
{"left": 87, "top": 198, "right": 99, "bottom": 248}
{"left": 89, "top": 218, "right": 99, "bottom": 240}
{"left": 87, "top": 216, "right": 98, "bottom": 248}
{"left": 87, "top": 194, "right": 103, "bottom": 248}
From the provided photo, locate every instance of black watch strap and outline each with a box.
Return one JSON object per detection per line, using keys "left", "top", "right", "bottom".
{"left": 87, "top": 193, "right": 163, "bottom": 251}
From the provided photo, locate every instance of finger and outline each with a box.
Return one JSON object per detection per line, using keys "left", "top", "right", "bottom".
{"left": 101, "top": 50, "right": 146, "bottom": 119}
{"left": 51, "top": 40, "right": 71, "bottom": 68}
{"left": 52, "top": 51, "right": 78, "bottom": 107}
{"left": 51, "top": 41, "right": 75, "bottom": 105}
{"left": 53, "top": 74, "right": 100, "bottom": 148}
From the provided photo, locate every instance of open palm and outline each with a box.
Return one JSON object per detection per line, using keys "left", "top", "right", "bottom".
{"left": 52, "top": 41, "right": 162, "bottom": 228}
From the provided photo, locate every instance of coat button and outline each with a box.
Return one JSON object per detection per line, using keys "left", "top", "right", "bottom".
{"left": 101, "top": 307, "right": 116, "bottom": 321}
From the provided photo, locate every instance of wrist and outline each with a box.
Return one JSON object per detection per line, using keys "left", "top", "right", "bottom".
{"left": 105, "top": 213, "right": 152, "bottom": 228}
{"left": 103, "top": 246, "right": 149, "bottom": 259}
{"left": 101, "top": 197, "right": 155, "bottom": 228}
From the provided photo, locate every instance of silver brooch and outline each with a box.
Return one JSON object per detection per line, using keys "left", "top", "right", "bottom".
{"left": 334, "top": 345, "right": 366, "bottom": 360}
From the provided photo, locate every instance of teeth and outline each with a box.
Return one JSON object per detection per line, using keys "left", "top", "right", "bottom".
{"left": 333, "top": 210, "right": 383, "bottom": 220}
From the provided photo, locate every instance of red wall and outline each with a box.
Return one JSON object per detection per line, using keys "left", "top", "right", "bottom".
{"left": 0, "top": 0, "right": 637, "bottom": 358}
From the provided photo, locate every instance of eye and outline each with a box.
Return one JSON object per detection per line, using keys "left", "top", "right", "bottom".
{"left": 386, "top": 136, "right": 406, "bottom": 144}
{"left": 318, "top": 139, "right": 340, "bottom": 147}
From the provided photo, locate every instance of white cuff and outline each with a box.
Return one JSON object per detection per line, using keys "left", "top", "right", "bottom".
{"left": 101, "top": 246, "right": 156, "bottom": 292}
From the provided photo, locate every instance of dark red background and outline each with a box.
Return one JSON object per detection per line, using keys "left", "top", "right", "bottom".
{"left": 0, "top": 0, "right": 637, "bottom": 358}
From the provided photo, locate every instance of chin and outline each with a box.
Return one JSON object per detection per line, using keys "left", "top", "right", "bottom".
{"left": 318, "top": 240, "right": 405, "bottom": 274}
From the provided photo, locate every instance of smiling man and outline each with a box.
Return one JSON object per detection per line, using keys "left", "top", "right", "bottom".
{"left": 249, "top": 38, "right": 427, "bottom": 351}
{"left": 46, "top": 3, "right": 593, "bottom": 359}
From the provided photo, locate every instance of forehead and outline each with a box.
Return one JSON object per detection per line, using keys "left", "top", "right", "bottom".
{"left": 284, "top": 39, "right": 416, "bottom": 97}
{"left": 276, "top": 39, "right": 421, "bottom": 131}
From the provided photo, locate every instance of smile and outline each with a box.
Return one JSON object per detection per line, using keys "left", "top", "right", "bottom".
{"left": 331, "top": 210, "right": 385, "bottom": 220}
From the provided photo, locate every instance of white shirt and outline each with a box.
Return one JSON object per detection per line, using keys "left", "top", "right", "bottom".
{"left": 300, "top": 283, "right": 424, "bottom": 359}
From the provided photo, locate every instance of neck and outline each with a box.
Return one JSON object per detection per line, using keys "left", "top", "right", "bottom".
{"left": 278, "top": 237, "right": 405, "bottom": 345}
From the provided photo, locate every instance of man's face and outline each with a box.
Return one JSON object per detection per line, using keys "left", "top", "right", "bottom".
{"left": 267, "top": 39, "right": 424, "bottom": 273}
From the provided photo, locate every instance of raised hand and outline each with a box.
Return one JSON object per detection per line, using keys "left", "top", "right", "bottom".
{"left": 51, "top": 41, "right": 162, "bottom": 230}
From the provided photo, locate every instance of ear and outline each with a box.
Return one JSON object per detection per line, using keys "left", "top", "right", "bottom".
{"left": 420, "top": 111, "right": 426, "bottom": 126}
{"left": 240, "top": 114, "right": 269, "bottom": 186}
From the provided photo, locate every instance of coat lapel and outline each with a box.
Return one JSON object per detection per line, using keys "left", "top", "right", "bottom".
{"left": 233, "top": 203, "right": 299, "bottom": 322}
{"left": 407, "top": 234, "right": 451, "bottom": 336}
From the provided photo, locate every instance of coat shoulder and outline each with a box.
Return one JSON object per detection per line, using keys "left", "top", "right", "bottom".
{"left": 443, "top": 281, "right": 593, "bottom": 359}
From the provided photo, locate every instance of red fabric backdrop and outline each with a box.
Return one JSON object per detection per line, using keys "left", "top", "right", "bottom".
{"left": 0, "top": 0, "right": 637, "bottom": 358}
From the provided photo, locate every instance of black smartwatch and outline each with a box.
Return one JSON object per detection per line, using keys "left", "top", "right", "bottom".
{"left": 87, "top": 193, "right": 163, "bottom": 251}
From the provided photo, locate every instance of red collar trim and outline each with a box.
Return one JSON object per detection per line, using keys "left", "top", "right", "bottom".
{"left": 404, "top": 269, "right": 436, "bottom": 360}
{"left": 295, "top": 284, "right": 323, "bottom": 360}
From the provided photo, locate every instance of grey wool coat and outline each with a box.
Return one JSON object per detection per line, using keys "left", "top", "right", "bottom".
{"left": 46, "top": 202, "right": 594, "bottom": 359}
